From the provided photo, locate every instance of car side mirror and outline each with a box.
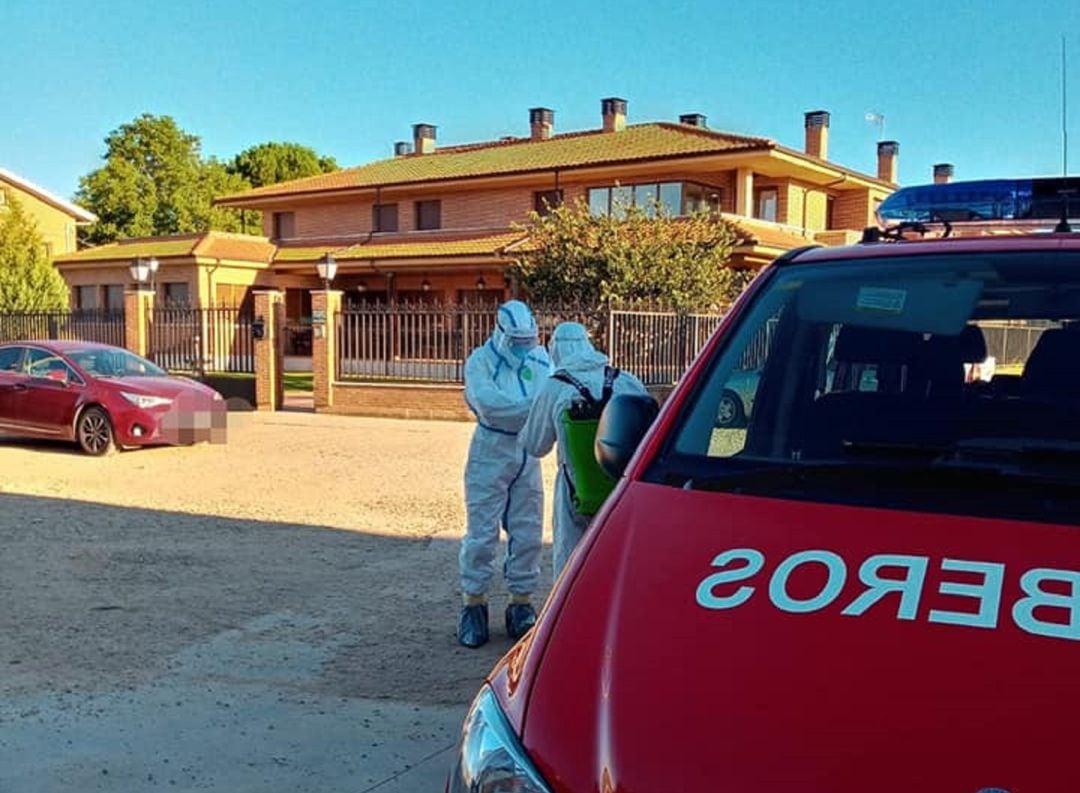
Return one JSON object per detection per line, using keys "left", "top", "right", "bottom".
{"left": 595, "top": 393, "right": 660, "bottom": 479}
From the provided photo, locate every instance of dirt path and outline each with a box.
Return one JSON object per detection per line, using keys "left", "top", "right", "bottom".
{"left": 0, "top": 413, "right": 558, "bottom": 791}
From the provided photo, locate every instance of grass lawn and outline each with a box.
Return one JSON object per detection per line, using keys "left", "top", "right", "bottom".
{"left": 284, "top": 372, "right": 314, "bottom": 392}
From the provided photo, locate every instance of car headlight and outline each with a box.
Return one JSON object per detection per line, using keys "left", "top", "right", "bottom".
{"left": 448, "top": 685, "right": 552, "bottom": 793}
{"left": 121, "top": 392, "right": 173, "bottom": 410}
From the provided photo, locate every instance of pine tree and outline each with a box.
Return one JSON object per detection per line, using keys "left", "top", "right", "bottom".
{"left": 0, "top": 189, "right": 70, "bottom": 312}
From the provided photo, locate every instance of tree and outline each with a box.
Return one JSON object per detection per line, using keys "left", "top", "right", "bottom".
{"left": 512, "top": 198, "right": 753, "bottom": 311}
{"left": 76, "top": 114, "right": 250, "bottom": 243}
{"left": 0, "top": 189, "right": 70, "bottom": 312}
{"left": 227, "top": 142, "right": 337, "bottom": 188}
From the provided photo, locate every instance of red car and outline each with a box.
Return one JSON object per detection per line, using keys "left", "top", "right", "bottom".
{"left": 0, "top": 341, "right": 224, "bottom": 455}
{"left": 448, "top": 217, "right": 1080, "bottom": 790}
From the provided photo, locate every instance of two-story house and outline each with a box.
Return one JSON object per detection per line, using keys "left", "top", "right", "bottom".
{"left": 53, "top": 98, "right": 915, "bottom": 321}
{"left": 0, "top": 166, "right": 96, "bottom": 261}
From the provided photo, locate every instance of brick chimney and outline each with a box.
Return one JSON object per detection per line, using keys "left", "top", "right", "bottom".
{"left": 602, "top": 97, "right": 627, "bottom": 132}
{"left": 679, "top": 113, "right": 707, "bottom": 128}
{"left": 933, "top": 163, "right": 954, "bottom": 184}
{"left": 412, "top": 123, "right": 436, "bottom": 155}
{"left": 877, "top": 140, "right": 900, "bottom": 183}
{"left": 393, "top": 141, "right": 411, "bottom": 157}
{"left": 529, "top": 107, "right": 554, "bottom": 141}
{"left": 804, "top": 110, "right": 830, "bottom": 160}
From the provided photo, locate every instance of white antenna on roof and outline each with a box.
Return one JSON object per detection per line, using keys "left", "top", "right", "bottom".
{"left": 864, "top": 111, "right": 885, "bottom": 141}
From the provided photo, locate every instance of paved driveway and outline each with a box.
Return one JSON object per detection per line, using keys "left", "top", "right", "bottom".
{"left": 0, "top": 412, "right": 557, "bottom": 792}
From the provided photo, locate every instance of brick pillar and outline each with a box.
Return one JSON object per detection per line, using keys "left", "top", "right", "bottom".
{"left": 124, "top": 288, "right": 154, "bottom": 358}
{"left": 253, "top": 290, "right": 285, "bottom": 411}
{"left": 311, "top": 289, "right": 342, "bottom": 411}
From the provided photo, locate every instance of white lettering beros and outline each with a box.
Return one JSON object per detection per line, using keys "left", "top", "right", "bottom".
{"left": 694, "top": 548, "right": 1080, "bottom": 642}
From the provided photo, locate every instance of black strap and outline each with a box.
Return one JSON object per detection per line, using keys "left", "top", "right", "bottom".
{"left": 552, "top": 366, "right": 621, "bottom": 409}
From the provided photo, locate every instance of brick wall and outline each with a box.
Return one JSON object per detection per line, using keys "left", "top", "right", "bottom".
{"left": 329, "top": 382, "right": 472, "bottom": 420}
{"left": 832, "top": 191, "right": 873, "bottom": 231}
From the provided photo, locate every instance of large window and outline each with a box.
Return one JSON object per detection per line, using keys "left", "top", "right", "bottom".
{"left": 105, "top": 285, "right": 125, "bottom": 312}
{"left": 534, "top": 190, "right": 563, "bottom": 216}
{"left": 75, "top": 285, "right": 98, "bottom": 310}
{"left": 272, "top": 211, "right": 295, "bottom": 240}
{"left": 415, "top": 200, "right": 441, "bottom": 231}
{"left": 755, "top": 188, "right": 779, "bottom": 222}
{"left": 373, "top": 203, "right": 399, "bottom": 233}
{"left": 162, "top": 282, "right": 190, "bottom": 307}
{"left": 588, "top": 181, "right": 723, "bottom": 218}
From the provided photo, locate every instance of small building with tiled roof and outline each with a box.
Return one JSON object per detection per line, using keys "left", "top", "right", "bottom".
{"left": 55, "top": 98, "right": 902, "bottom": 342}
{"left": 53, "top": 232, "right": 277, "bottom": 311}
{"left": 1, "top": 166, "right": 97, "bottom": 259}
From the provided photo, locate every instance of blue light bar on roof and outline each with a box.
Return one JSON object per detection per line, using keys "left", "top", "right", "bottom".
{"left": 877, "top": 177, "right": 1080, "bottom": 225}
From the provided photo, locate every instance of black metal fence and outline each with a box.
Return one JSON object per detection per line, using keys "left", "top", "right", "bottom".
{"left": 148, "top": 307, "right": 255, "bottom": 374}
{"left": 0, "top": 310, "right": 125, "bottom": 346}
{"left": 336, "top": 302, "right": 728, "bottom": 385}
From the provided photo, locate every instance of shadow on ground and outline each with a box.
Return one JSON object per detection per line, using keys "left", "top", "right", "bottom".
{"left": 1, "top": 493, "right": 545, "bottom": 705}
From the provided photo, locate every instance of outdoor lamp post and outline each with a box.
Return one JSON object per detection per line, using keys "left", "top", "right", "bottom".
{"left": 147, "top": 256, "right": 159, "bottom": 292}
{"left": 316, "top": 253, "right": 337, "bottom": 290}
{"left": 129, "top": 257, "right": 150, "bottom": 286}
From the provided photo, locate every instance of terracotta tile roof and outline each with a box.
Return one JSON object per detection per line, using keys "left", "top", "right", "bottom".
{"left": 219, "top": 123, "right": 774, "bottom": 205}
{"left": 53, "top": 234, "right": 204, "bottom": 263}
{"left": 193, "top": 233, "right": 275, "bottom": 262}
{"left": 273, "top": 231, "right": 526, "bottom": 264}
{"left": 272, "top": 245, "right": 343, "bottom": 263}
{"left": 728, "top": 217, "right": 817, "bottom": 250}
{"left": 53, "top": 232, "right": 274, "bottom": 264}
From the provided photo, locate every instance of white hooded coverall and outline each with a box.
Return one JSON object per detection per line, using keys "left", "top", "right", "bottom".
{"left": 520, "top": 322, "right": 648, "bottom": 579}
{"left": 459, "top": 301, "right": 551, "bottom": 597}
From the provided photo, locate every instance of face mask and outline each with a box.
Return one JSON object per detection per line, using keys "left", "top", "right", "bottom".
{"left": 509, "top": 337, "right": 536, "bottom": 360}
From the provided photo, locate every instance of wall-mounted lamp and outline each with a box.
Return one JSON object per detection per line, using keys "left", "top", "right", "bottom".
{"left": 421, "top": 278, "right": 432, "bottom": 292}
{"left": 476, "top": 276, "right": 486, "bottom": 291}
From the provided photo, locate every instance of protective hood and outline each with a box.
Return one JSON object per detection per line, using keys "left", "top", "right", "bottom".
{"left": 548, "top": 321, "right": 609, "bottom": 371}
{"left": 491, "top": 300, "right": 539, "bottom": 360}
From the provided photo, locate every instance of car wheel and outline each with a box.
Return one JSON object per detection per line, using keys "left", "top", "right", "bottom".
{"left": 715, "top": 390, "right": 746, "bottom": 428}
{"left": 77, "top": 406, "right": 115, "bottom": 456}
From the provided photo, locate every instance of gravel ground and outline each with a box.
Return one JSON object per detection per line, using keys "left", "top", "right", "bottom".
{"left": 0, "top": 412, "right": 557, "bottom": 791}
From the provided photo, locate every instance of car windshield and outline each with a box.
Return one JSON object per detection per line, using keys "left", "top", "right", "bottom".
{"left": 68, "top": 347, "right": 167, "bottom": 378}
{"left": 653, "top": 249, "right": 1080, "bottom": 525}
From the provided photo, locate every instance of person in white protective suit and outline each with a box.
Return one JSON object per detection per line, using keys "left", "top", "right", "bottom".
{"left": 520, "top": 321, "right": 648, "bottom": 580}
{"left": 458, "top": 300, "right": 552, "bottom": 648}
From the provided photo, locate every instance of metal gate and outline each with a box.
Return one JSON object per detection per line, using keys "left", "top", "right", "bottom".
{"left": 148, "top": 307, "right": 255, "bottom": 374}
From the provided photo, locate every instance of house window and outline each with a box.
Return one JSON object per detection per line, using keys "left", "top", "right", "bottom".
{"left": 588, "top": 181, "right": 724, "bottom": 218}
{"left": 826, "top": 195, "right": 836, "bottom": 229}
{"left": 373, "top": 203, "right": 399, "bottom": 233}
{"left": 65, "top": 223, "right": 76, "bottom": 252}
{"left": 105, "top": 285, "right": 125, "bottom": 312}
{"left": 75, "top": 285, "right": 99, "bottom": 310}
{"left": 755, "top": 188, "right": 779, "bottom": 222}
{"left": 415, "top": 200, "right": 441, "bottom": 231}
{"left": 162, "top": 282, "right": 190, "bottom": 307}
{"left": 272, "top": 211, "right": 295, "bottom": 240}
{"left": 533, "top": 190, "right": 563, "bottom": 216}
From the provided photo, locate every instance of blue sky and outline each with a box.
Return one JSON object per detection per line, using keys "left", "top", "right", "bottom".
{"left": 3, "top": 0, "right": 1079, "bottom": 201}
